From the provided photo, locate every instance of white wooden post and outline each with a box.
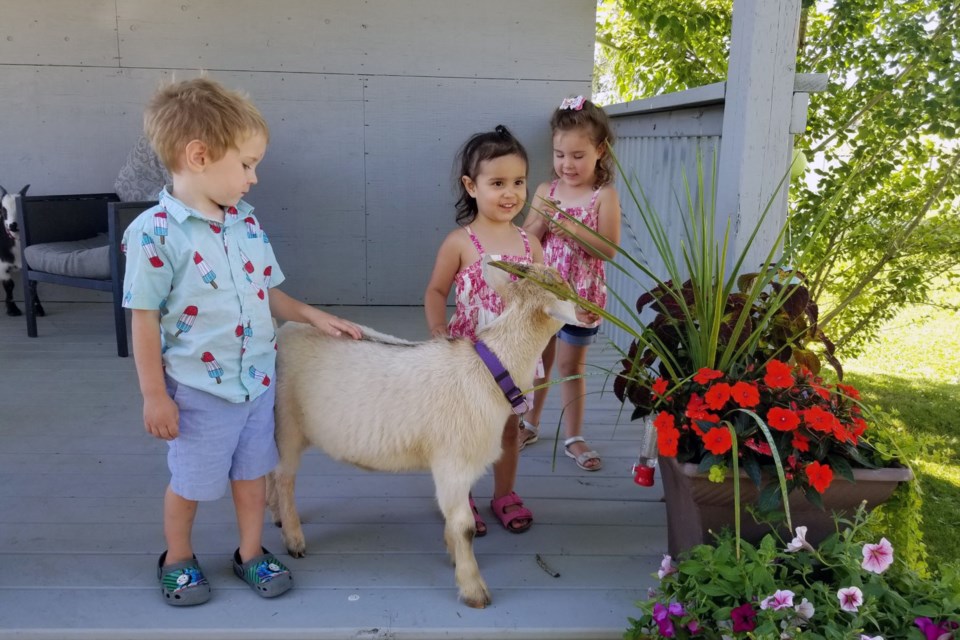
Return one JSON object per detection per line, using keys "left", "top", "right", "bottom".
{"left": 715, "top": 0, "right": 802, "bottom": 271}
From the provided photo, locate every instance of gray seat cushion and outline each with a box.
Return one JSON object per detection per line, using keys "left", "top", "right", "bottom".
{"left": 24, "top": 233, "right": 111, "bottom": 279}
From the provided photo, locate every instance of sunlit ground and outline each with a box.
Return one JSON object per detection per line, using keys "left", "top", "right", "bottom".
{"left": 839, "top": 284, "right": 960, "bottom": 565}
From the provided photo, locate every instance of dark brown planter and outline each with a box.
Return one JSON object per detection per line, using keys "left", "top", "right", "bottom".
{"left": 659, "top": 455, "right": 914, "bottom": 557}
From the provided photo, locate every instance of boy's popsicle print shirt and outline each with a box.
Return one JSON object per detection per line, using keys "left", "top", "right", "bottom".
{"left": 122, "top": 187, "right": 285, "bottom": 403}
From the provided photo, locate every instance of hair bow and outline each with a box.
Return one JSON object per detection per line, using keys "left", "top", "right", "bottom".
{"left": 559, "top": 96, "right": 586, "bottom": 111}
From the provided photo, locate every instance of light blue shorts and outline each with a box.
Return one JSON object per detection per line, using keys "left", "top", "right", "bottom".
{"left": 558, "top": 323, "right": 600, "bottom": 346}
{"left": 164, "top": 376, "right": 279, "bottom": 501}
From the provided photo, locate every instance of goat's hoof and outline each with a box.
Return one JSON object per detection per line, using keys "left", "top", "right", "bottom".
{"left": 287, "top": 548, "right": 306, "bottom": 559}
{"left": 5, "top": 305, "right": 21, "bottom": 317}
{"left": 461, "top": 585, "right": 492, "bottom": 609}
{"left": 34, "top": 304, "right": 45, "bottom": 317}
{"left": 273, "top": 519, "right": 282, "bottom": 528}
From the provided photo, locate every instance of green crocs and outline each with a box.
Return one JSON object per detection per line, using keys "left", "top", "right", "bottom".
{"left": 157, "top": 551, "right": 211, "bottom": 606}
{"left": 233, "top": 547, "right": 293, "bottom": 598}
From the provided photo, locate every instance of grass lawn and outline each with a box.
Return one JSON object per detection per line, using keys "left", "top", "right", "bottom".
{"left": 838, "top": 285, "right": 960, "bottom": 567}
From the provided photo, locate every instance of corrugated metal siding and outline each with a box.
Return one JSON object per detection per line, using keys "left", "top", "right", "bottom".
{"left": 605, "top": 103, "right": 724, "bottom": 353}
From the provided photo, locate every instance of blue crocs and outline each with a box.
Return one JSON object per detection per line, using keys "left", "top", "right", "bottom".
{"left": 157, "top": 551, "right": 211, "bottom": 606}
{"left": 232, "top": 547, "right": 293, "bottom": 598}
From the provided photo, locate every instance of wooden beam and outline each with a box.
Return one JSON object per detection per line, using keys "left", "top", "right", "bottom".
{"left": 714, "top": 0, "right": 803, "bottom": 271}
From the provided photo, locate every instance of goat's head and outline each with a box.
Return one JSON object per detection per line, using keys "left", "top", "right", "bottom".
{"left": 483, "top": 259, "right": 584, "bottom": 327}
{"left": 0, "top": 184, "right": 29, "bottom": 240}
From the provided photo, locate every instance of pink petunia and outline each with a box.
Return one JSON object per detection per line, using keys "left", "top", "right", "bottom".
{"left": 657, "top": 554, "right": 677, "bottom": 580}
{"left": 795, "top": 597, "right": 815, "bottom": 620}
{"left": 760, "top": 589, "right": 795, "bottom": 611}
{"left": 862, "top": 537, "right": 894, "bottom": 574}
{"left": 838, "top": 586, "right": 864, "bottom": 613}
{"left": 785, "top": 526, "right": 815, "bottom": 553}
{"left": 915, "top": 617, "right": 959, "bottom": 640}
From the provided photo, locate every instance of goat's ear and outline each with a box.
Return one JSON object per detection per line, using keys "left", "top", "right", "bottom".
{"left": 482, "top": 256, "right": 514, "bottom": 296}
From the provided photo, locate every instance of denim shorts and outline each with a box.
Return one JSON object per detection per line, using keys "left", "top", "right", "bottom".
{"left": 164, "top": 376, "right": 279, "bottom": 501}
{"left": 558, "top": 323, "right": 600, "bottom": 346}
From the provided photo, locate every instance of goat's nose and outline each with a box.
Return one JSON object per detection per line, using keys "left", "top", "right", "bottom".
{"left": 9, "top": 222, "right": 17, "bottom": 233}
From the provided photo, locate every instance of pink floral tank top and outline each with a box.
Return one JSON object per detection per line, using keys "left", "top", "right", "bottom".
{"left": 541, "top": 180, "right": 607, "bottom": 309}
{"left": 447, "top": 225, "right": 532, "bottom": 341}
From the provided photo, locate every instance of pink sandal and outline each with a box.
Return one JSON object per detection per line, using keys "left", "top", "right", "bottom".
{"left": 490, "top": 492, "right": 533, "bottom": 533}
{"left": 469, "top": 494, "right": 487, "bottom": 537}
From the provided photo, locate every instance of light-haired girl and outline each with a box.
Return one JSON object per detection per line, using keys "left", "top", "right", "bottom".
{"left": 424, "top": 125, "right": 541, "bottom": 534}
{"left": 521, "top": 96, "right": 621, "bottom": 472}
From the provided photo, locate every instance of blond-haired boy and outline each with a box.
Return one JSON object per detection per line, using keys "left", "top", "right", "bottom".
{"left": 123, "top": 77, "right": 361, "bottom": 605}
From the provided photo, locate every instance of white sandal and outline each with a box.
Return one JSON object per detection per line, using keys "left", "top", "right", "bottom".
{"left": 519, "top": 419, "right": 539, "bottom": 451}
{"left": 563, "top": 436, "right": 603, "bottom": 471}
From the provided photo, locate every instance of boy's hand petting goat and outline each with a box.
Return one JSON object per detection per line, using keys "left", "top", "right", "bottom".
{"left": 267, "top": 260, "right": 584, "bottom": 608}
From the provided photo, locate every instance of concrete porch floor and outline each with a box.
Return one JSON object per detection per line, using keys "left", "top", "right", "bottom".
{"left": 0, "top": 302, "right": 665, "bottom": 639}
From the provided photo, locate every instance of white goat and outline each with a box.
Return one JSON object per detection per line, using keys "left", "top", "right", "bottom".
{"left": 267, "top": 261, "right": 581, "bottom": 608}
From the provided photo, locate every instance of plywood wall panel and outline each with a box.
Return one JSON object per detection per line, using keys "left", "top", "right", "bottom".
{"left": 0, "top": 0, "right": 118, "bottom": 66}
{"left": 362, "top": 75, "right": 587, "bottom": 304}
{"left": 114, "top": 0, "right": 594, "bottom": 80}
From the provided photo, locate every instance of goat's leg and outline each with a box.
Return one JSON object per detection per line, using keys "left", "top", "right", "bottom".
{"left": 433, "top": 464, "right": 491, "bottom": 608}
{"left": 271, "top": 399, "right": 311, "bottom": 557}
{"left": 3, "top": 278, "right": 21, "bottom": 316}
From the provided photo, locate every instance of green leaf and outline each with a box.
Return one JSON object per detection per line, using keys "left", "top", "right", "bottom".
{"left": 757, "top": 481, "right": 784, "bottom": 513}
{"left": 742, "top": 453, "right": 762, "bottom": 489}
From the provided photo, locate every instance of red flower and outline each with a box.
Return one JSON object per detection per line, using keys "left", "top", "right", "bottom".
{"left": 811, "top": 383, "right": 831, "bottom": 400}
{"left": 805, "top": 461, "right": 834, "bottom": 493}
{"left": 693, "top": 367, "right": 723, "bottom": 385}
{"left": 802, "top": 406, "right": 839, "bottom": 434}
{"left": 653, "top": 411, "right": 675, "bottom": 432}
{"left": 657, "top": 424, "right": 680, "bottom": 457}
{"left": 704, "top": 383, "right": 732, "bottom": 410}
{"left": 791, "top": 431, "right": 810, "bottom": 452}
{"left": 702, "top": 426, "right": 733, "bottom": 455}
{"left": 652, "top": 377, "right": 668, "bottom": 397}
{"left": 763, "top": 359, "right": 794, "bottom": 388}
{"left": 851, "top": 417, "right": 868, "bottom": 440}
{"left": 730, "top": 381, "right": 760, "bottom": 408}
{"left": 833, "top": 423, "right": 855, "bottom": 444}
{"left": 836, "top": 383, "right": 861, "bottom": 401}
{"left": 767, "top": 407, "right": 801, "bottom": 431}
{"left": 686, "top": 394, "right": 720, "bottom": 423}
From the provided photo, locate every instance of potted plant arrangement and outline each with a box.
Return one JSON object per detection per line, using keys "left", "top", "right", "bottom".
{"left": 614, "top": 269, "right": 913, "bottom": 555}
{"left": 500, "top": 153, "right": 953, "bottom": 638}
{"left": 626, "top": 504, "right": 960, "bottom": 639}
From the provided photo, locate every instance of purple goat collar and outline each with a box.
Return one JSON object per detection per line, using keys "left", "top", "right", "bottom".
{"left": 474, "top": 340, "right": 531, "bottom": 415}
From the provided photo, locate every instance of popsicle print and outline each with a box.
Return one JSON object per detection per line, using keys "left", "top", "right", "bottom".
{"left": 193, "top": 252, "right": 218, "bottom": 289}
{"left": 201, "top": 351, "right": 223, "bottom": 384}
{"left": 248, "top": 365, "right": 271, "bottom": 387}
{"left": 263, "top": 265, "right": 272, "bottom": 288}
{"left": 245, "top": 273, "right": 264, "bottom": 300}
{"left": 141, "top": 234, "right": 164, "bottom": 268}
{"left": 239, "top": 248, "right": 254, "bottom": 274}
{"left": 153, "top": 211, "right": 168, "bottom": 245}
{"left": 244, "top": 216, "right": 258, "bottom": 239}
{"left": 175, "top": 305, "right": 198, "bottom": 336}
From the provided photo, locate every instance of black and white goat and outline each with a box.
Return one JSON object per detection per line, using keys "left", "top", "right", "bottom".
{"left": 0, "top": 184, "right": 42, "bottom": 317}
